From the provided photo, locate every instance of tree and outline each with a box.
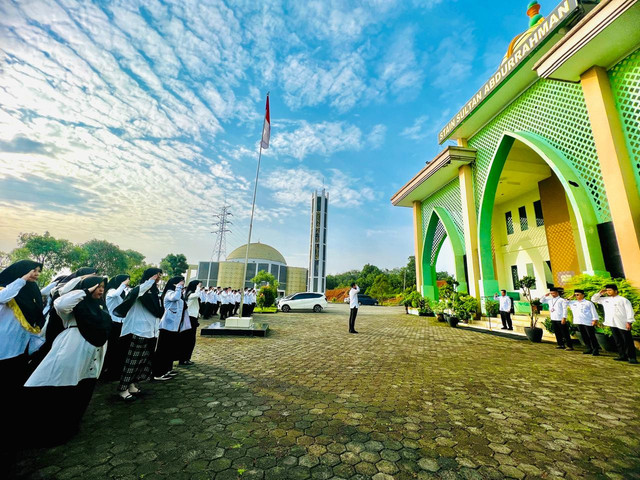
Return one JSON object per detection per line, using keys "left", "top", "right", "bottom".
{"left": 356, "top": 264, "right": 382, "bottom": 293}
{"left": 16, "top": 231, "right": 83, "bottom": 271}
{"left": 405, "top": 256, "right": 416, "bottom": 288}
{"left": 437, "top": 271, "right": 455, "bottom": 283}
{"left": 80, "top": 239, "right": 129, "bottom": 277}
{"left": 258, "top": 285, "right": 276, "bottom": 308}
{"left": 124, "top": 249, "right": 146, "bottom": 270}
{"left": 519, "top": 275, "right": 539, "bottom": 328}
{"left": 251, "top": 270, "right": 279, "bottom": 289}
{"left": 367, "top": 273, "right": 393, "bottom": 301}
{"left": 160, "top": 253, "right": 189, "bottom": 277}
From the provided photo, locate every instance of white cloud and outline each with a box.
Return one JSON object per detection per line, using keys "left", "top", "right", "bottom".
{"left": 367, "top": 124, "right": 387, "bottom": 149}
{"left": 270, "top": 121, "right": 363, "bottom": 160}
{"left": 400, "top": 115, "right": 430, "bottom": 141}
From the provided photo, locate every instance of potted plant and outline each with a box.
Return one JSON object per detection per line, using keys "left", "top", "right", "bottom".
{"left": 433, "top": 300, "right": 447, "bottom": 322}
{"left": 519, "top": 275, "right": 543, "bottom": 342}
{"left": 594, "top": 325, "right": 618, "bottom": 352}
{"left": 484, "top": 299, "right": 499, "bottom": 319}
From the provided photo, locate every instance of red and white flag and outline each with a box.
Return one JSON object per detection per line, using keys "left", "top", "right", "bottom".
{"left": 260, "top": 94, "right": 270, "bottom": 149}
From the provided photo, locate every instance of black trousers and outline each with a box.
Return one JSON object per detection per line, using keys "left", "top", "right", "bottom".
{"left": 349, "top": 307, "right": 358, "bottom": 332}
{"left": 499, "top": 311, "right": 512, "bottom": 329}
{"left": 212, "top": 302, "right": 220, "bottom": 316}
{"left": 153, "top": 330, "right": 179, "bottom": 377}
{"left": 611, "top": 327, "right": 637, "bottom": 360}
{"left": 179, "top": 317, "right": 199, "bottom": 362}
{"left": 101, "top": 321, "right": 128, "bottom": 381}
{"left": 552, "top": 320, "right": 572, "bottom": 348}
{"left": 578, "top": 324, "right": 599, "bottom": 352}
{"left": 220, "top": 304, "right": 228, "bottom": 320}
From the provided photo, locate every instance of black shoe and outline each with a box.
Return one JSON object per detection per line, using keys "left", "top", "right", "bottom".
{"left": 500, "top": 327, "right": 507, "bottom": 330}
{"left": 583, "top": 350, "right": 593, "bottom": 355}
{"left": 613, "top": 357, "right": 628, "bottom": 361}
{"left": 556, "top": 346, "right": 565, "bottom": 349}
{"left": 592, "top": 350, "right": 600, "bottom": 356}
{"left": 629, "top": 359, "right": 638, "bottom": 364}
{"left": 508, "top": 328, "right": 513, "bottom": 331}
{"left": 351, "top": 330, "right": 359, "bottom": 334}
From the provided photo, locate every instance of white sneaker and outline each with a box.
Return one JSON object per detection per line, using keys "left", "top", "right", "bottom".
{"left": 153, "top": 374, "right": 172, "bottom": 381}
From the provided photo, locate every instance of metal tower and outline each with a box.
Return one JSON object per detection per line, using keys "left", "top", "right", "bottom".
{"left": 308, "top": 189, "right": 328, "bottom": 293}
{"left": 205, "top": 205, "right": 233, "bottom": 287}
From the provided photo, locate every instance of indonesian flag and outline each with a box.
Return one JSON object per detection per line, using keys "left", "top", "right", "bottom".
{"left": 260, "top": 94, "right": 270, "bottom": 149}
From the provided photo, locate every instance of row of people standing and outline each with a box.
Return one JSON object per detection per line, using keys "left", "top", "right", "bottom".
{"left": 0, "top": 261, "right": 207, "bottom": 451}
{"left": 199, "top": 286, "right": 257, "bottom": 320}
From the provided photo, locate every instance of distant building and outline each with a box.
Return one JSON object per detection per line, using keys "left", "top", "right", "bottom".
{"left": 308, "top": 189, "right": 328, "bottom": 293}
{"left": 196, "top": 242, "right": 307, "bottom": 296}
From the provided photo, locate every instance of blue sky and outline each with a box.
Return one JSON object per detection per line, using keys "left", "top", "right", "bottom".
{"left": 0, "top": 0, "right": 536, "bottom": 274}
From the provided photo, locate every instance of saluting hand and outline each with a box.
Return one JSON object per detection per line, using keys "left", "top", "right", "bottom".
{"left": 123, "top": 278, "right": 130, "bottom": 286}
{"left": 88, "top": 283, "right": 100, "bottom": 293}
{"left": 21, "top": 269, "right": 38, "bottom": 282}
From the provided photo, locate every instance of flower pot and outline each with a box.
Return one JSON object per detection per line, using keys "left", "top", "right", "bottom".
{"left": 524, "top": 327, "right": 543, "bottom": 343}
{"left": 447, "top": 316, "right": 459, "bottom": 328}
{"left": 595, "top": 332, "right": 618, "bottom": 353}
{"left": 574, "top": 329, "right": 586, "bottom": 347}
{"left": 436, "top": 313, "right": 446, "bottom": 322}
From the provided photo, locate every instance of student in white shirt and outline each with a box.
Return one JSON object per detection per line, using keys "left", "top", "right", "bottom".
{"left": 154, "top": 276, "right": 190, "bottom": 379}
{"left": 0, "top": 260, "right": 45, "bottom": 391}
{"left": 568, "top": 289, "right": 600, "bottom": 355}
{"left": 101, "top": 274, "right": 130, "bottom": 380}
{"left": 494, "top": 289, "right": 514, "bottom": 331}
{"left": 592, "top": 283, "right": 637, "bottom": 364}
{"left": 25, "top": 275, "right": 111, "bottom": 445}
{"left": 348, "top": 282, "right": 360, "bottom": 334}
{"left": 179, "top": 280, "right": 201, "bottom": 366}
{"left": 541, "top": 287, "right": 573, "bottom": 350}
{"left": 113, "top": 268, "right": 163, "bottom": 401}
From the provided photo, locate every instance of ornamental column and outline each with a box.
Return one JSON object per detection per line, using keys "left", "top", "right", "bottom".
{"left": 580, "top": 66, "right": 640, "bottom": 286}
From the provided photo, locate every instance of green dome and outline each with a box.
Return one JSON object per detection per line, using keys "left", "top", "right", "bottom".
{"left": 226, "top": 242, "right": 287, "bottom": 264}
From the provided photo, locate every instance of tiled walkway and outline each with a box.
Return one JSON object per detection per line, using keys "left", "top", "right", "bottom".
{"left": 14, "top": 305, "right": 640, "bottom": 479}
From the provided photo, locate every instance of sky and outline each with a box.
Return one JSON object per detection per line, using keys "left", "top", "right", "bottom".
{"left": 0, "top": 0, "right": 535, "bottom": 275}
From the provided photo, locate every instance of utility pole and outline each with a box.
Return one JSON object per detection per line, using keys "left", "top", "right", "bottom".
{"left": 206, "top": 205, "right": 233, "bottom": 287}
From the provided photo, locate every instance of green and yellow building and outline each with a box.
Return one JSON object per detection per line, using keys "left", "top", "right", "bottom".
{"left": 392, "top": 0, "right": 640, "bottom": 305}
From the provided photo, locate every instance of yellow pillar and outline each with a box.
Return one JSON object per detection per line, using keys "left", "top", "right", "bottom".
{"left": 458, "top": 163, "right": 481, "bottom": 298}
{"left": 412, "top": 201, "right": 423, "bottom": 293}
{"left": 580, "top": 66, "right": 640, "bottom": 286}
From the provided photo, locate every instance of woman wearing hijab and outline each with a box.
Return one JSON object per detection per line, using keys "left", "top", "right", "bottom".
{"left": 153, "top": 276, "right": 190, "bottom": 378}
{"left": 25, "top": 275, "right": 111, "bottom": 444}
{"left": 179, "top": 280, "right": 201, "bottom": 366}
{"left": 101, "top": 274, "right": 130, "bottom": 381}
{"left": 114, "top": 267, "right": 162, "bottom": 401}
{"left": 0, "top": 260, "right": 45, "bottom": 389}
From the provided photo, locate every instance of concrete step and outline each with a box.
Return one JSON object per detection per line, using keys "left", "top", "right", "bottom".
{"left": 471, "top": 315, "right": 557, "bottom": 341}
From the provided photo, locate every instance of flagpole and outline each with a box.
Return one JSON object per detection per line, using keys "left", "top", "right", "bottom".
{"left": 239, "top": 93, "right": 269, "bottom": 319}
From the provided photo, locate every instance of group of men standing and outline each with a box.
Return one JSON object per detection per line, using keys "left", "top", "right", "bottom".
{"left": 496, "top": 284, "right": 637, "bottom": 364}
{"left": 199, "top": 287, "right": 257, "bottom": 320}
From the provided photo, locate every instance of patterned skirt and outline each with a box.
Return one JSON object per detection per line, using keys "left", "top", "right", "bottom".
{"left": 118, "top": 335, "right": 156, "bottom": 391}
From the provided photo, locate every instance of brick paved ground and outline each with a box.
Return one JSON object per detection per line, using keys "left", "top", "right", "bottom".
{"left": 14, "top": 305, "right": 640, "bottom": 479}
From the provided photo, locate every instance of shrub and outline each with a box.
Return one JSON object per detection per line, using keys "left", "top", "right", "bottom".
{"left": 485, "top": 299, "right": 499, "bottom": 318}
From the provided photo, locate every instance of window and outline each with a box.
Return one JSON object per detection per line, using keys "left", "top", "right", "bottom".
{"left": 526, "top": 263, "right": 536, "bottom": 288}
{"left": 511, "top": 265, "right": 519, "bottom": 289}
{"left": 518, "top": 206, "right": 528, "bottom": 231}
{"left": 505, "top": 211, "right": 514, "bottom": 235}
{"left": 534, "top": 200, "right": 544, "bottom": 226}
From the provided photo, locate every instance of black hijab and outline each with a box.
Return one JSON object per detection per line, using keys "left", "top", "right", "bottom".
{"left": 58, "top": 267, "right": 98, "bottom": 287}
{"left": 0, "top": 259, "right": 46, "bottom": 329}
{"left": 161, "top": 276, "right": 185, "bottom": 303}
{"left": 72, "top": 276, "right": 111, "bottom": 347}
{"left": 113, "top": 267, "right": 163, "bottom": 318}
{"left": 185, "top": 280, "right": 200, "bottom": 299}
{"left": 106, "top": 274, "right": 130, "bottom": 299}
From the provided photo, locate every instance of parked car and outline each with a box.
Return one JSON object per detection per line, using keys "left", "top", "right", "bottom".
{"left": 278, "top": 292, "right": 327, "bottom": 313}
{"left": 342, "top": 294, "right": 379, "bottom": 306}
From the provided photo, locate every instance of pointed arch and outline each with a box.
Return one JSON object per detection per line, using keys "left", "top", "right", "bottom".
{"left": 477, "top": 131, "right": 607, "bottom": 295}
{"left": 421, "top": 206, "right": 468, "bottom": 300}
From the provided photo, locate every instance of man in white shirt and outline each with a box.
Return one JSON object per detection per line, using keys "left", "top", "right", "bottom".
{"left": 568, "top": 289, "right": 600, "bottom": 356}
{"left": 348, "top": 282, "right": 360, "bottom": 334}
{"left": 592, "top": 283, "right": 637, "bottom": 364}
{"left": 541, "top": 287, "right": 573, "bottom": 350}
{"left": 494, "top": 290, "right": 513, "bottom": 331}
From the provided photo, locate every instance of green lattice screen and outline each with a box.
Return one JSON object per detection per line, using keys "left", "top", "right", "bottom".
{"left": 421, "top": 178, "right": 464, "bottom": 264}
{"left": 609, "top": 48, "right": 640, "bottom": 189}
{"left": 468, "top": 79, "right": 611, "bottom": 223}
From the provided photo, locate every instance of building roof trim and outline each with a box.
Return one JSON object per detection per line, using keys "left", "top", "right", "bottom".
{"left": 390, "top": 146, "right": 476, "bottom": 207}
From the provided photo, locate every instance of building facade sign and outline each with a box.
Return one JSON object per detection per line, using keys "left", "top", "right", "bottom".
{"left": 438, "top": 0, "right": 580, "bottom": 143}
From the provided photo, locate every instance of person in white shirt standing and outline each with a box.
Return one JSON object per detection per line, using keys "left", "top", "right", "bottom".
{"left": 592, "top": 284, "right": 637, "bottom": 364}
{"left": 541, "top": 287, "right": 573, "bottom": 350}
{"left": 113, "top": 268, "right": 163, "bottom": 401}
{"left": 495, "top": 290, "right": 513, "bottom": 331}
{"left": 568, "top": 289, "right": 600, "bottom": 356}
{"left": 348, "top": 282, "right": 360, "bottom": 334}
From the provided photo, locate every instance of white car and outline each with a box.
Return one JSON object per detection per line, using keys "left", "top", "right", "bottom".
{"left": 278, "top": 292, "right": 327, "bottom": 313}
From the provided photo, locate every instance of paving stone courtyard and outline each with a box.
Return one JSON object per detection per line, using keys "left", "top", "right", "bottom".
{"left": 14, "top": 305, "right": 640, "bottom": 480}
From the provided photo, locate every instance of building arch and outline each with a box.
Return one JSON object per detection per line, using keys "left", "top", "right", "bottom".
{"left": 477, "top": 131, "right": 607, "bottom": 296}
{"left": 421, "top": 206, "right": 468, "bottom": 300}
